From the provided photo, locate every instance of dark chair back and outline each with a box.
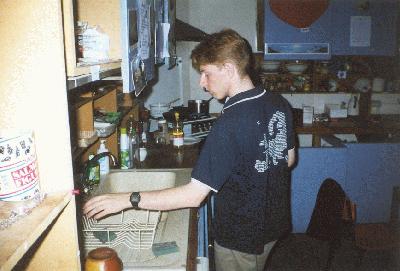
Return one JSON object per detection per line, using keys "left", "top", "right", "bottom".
{"left": 306, "top": 178, "right": 354, "bottom": 241}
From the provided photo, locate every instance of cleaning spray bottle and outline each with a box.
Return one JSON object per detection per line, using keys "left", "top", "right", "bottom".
{"left": 97, "top": 139, "right": 110, "bottom": 176}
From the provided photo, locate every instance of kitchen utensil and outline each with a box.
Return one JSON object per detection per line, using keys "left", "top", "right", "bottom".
{"left": 188, "top": 97, "right": 213, "bottom": 114}
{"left": 162, "top": 106, "right": 190, "bottom": 122}
{"left": 149, "top": 98, "right": 180, "bottom": 118}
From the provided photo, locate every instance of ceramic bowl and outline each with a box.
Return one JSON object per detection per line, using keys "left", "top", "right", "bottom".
{"left": 262, "top": 61, "right": 281, "bottom": 72}
{"left": 285, "top": 63, "right": 308, "bottom": 74}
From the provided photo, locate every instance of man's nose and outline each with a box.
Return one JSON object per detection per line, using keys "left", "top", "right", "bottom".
{"left": 199, "top": 75, "right": 206, "bottom": 88}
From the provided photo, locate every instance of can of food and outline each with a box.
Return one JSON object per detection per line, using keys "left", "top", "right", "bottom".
{"left": 0, "top": 130, "right": 41, "bottom": 201}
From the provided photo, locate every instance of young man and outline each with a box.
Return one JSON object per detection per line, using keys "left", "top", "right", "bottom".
{"left": 84, "top": 28, "right": 296, "bottom": 271}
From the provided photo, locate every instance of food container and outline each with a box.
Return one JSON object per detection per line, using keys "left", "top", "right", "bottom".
{"left": 0, "top": 130, "right": 41, "bottom": 201}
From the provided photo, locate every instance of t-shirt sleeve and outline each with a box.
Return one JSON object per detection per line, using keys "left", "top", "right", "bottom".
{"left": 285, "top": 101, "right": 295, "bottom": 150}
{"left": 191, "top": 118, "right": 236, "bottom": 192}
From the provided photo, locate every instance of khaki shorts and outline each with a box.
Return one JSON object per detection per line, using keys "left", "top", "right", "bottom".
{"left": 214, "top": 240, "right": 277, "bottom": 271}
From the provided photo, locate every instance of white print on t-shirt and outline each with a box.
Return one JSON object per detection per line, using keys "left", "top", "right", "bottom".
{"left": 254, "top": 111, "right": 288, "bottom": 173}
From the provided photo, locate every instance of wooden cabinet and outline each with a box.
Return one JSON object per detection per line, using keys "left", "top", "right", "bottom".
{"left": 70, "top": 85, "right": 140, "bottom": 166}
{"left": 62, "top": 0, "right": 122, "bottom": 82}
{"left": 1, "top": 1, "right": 80, "bottom": 270}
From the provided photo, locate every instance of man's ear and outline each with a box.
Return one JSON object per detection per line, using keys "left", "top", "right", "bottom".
{"left": 223, "top": 62, "right": 237, "bottom": 78}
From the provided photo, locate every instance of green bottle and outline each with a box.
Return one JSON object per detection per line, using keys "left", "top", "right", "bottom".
{"left": 88, "top": 154, "right": 100, "bottom": 185}
{"left": 120, "top": 127, "right": 130, "bottom": 169}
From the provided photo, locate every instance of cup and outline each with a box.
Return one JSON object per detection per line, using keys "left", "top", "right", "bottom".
{"left": 372, "top": 78, "right": 385, "bottom": 92}
{"left": 135, "top": 147, "right": 147, "bottom": 162}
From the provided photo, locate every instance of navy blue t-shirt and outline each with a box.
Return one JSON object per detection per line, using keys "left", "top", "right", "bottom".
{"left": 192, "top": 86, "right": 295, "bottom": 254}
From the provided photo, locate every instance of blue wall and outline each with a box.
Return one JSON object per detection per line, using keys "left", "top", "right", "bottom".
{"left": 291, "top": 143, "right": 400, "bottom": 232}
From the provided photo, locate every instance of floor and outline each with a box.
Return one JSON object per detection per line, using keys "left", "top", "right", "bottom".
{"left": 265, "top": 235, "right": 400, "bottom": 271}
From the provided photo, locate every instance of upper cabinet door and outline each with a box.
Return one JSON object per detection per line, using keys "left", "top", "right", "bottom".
{"left": 264, "top": 0, "right": 333, "bottom": 60}
{"left": 330, "top": 0, "right": 398, "bottom": 56}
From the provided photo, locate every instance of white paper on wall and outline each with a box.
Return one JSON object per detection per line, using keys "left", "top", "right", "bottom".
{"left": 350, "top": 16, "right": 371, "bottom": 47}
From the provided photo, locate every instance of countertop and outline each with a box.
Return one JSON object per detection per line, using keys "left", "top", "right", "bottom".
{"left": 295, "top": 115, "right": 400, "bottom": 147}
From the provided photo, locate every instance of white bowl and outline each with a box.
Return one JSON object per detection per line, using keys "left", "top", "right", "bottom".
{"left": 262, "top": 61, "right": 280, "bottom": 72}
{"left": 286, "top": 63, "right": 308, "bottom": 74}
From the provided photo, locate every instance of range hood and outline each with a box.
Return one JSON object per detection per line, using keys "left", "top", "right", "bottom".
{"left": 175, "top": 18, "right": 209, "bottom": 42}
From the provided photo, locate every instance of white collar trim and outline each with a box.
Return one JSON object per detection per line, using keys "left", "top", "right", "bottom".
{"left": 222, "top": 89, "right": 266, "bottom": 114}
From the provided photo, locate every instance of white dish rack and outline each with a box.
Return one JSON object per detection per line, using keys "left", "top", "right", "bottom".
{"left": 82, "top": 209, "right": 161, "bottom": 250}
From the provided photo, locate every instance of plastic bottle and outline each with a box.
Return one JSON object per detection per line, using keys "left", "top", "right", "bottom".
{"left": 127, "top": 114, "right": 136, "bottom": 137}
{"left": 155, "top": 119, "right": 168, "bottom": 145}
{"left": 172, "top": 112, "right": 184, "bottom": 148}
{"left": 120, "top": 127, "right": 130, "bottom": 169}
{"left": 97, "top": 139, "right": 110, "bottom": 176}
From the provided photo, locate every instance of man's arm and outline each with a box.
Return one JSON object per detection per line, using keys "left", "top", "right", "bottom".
{"left": 288, "top": 147, "right": 296, "bottom": 168}
{"left": 83, "top": 179, "right": 211, "bottom": 220}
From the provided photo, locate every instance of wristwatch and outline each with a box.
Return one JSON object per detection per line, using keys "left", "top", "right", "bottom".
{"left": 129, "top": 192, "right": 141, "bottom": 209}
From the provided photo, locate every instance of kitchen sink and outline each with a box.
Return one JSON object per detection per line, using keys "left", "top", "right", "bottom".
{"left": 99, "top": 170, "right": 176, "bottom": 193}
{"left": 83, "top": 169, "right": 192, "bottom": 270}
{"left": 97, "top": 170, "right": 176, "bottom": 222}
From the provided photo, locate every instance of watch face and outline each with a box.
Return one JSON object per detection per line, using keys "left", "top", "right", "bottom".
{"left": 130, "top": 192, "right": 141, "bottom": 208}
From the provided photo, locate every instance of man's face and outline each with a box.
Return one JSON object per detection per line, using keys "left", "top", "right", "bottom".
{"left": 199, "top": 64, "right": 230, "bottom": 100}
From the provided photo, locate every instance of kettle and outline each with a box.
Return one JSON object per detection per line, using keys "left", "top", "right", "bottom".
{"left": 347, "top": 94, "right": 359, "bottom": 116}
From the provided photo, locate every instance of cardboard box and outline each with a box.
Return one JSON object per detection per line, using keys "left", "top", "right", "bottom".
{"left": 325, "top": 104, "right": 348, "bottom": 119}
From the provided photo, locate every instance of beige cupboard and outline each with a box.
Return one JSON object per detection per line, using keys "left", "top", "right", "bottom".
{"left": 0, "top": 0, "right": 120, "bottom": 270}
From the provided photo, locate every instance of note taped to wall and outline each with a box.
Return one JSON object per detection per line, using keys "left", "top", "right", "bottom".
{"left": 350, "top": 16, "right": 371, "bottom": 47}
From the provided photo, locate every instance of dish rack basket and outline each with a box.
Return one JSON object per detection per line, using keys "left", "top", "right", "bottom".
{"left": 82, "top": 209, "right": 161, "bottom": 250}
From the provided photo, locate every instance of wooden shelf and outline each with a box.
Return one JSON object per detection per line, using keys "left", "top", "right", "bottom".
{"left": 0, "top": 191, "right": 72, "bottom": 271}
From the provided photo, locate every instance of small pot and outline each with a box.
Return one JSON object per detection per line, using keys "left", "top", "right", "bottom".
{"left": 162, "top": 106, "right": 190, "bottom": 122}
{"left": 149, "top": 98, "right": 180, "bottom": 118}
{"left": 150, "top": 103, "right": 170, "bottom": 119}
{"left": 188, "top": 99, "right": 212, "bottom": 115}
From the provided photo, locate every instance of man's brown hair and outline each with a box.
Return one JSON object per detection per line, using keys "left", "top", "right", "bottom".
{"left": 190, "top": 29, "right": 253, "bottom": 78}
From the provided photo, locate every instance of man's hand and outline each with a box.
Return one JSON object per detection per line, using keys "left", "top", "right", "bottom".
{"left": 83, "top": 193, "right": 131, "bottom": 220}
